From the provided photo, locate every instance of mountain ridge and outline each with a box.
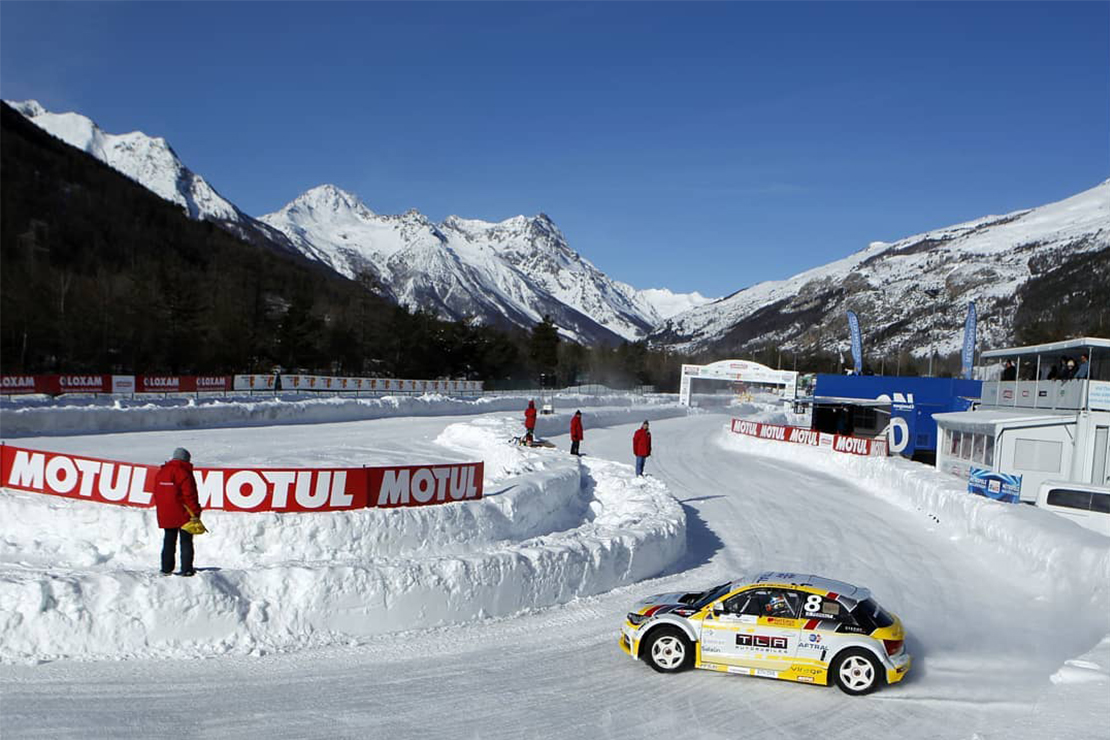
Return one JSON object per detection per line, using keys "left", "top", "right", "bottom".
{"left": 9, "top": 100, "right": 713, "bottom": 344}
{"left": 652, "top": 180, "right": 1110, "bottom": 357}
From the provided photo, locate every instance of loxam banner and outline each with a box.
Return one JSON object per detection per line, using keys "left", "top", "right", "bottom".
{"left": 0, "top": 445, "right": 483, "bottom": 512}
{"left": 1, "top": 375, "right": 233, "bottom": 395}
{"left": 730, "top": 418, "right": 888, "bottom": 457}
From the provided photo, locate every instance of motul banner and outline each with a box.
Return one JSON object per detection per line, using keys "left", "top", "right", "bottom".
{"left": 730, "top": 419, "right": 887, "bottom": 457}
{"left": 0, "top": 445, "right": 484, "bottom": 513}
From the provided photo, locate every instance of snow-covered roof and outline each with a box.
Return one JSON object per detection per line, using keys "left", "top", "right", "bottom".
{"left": 812, "top": 396, "right": 893, "bottom": 408}
{"left": 982, "top": 337, "right": 1110, "bottom": 359}
{"left": 933, "top": 409, "right": 1076, "bottom": 433}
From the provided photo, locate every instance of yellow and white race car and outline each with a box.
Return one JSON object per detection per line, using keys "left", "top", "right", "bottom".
{"left": 618, "top": 571, "right": 911, "bottom": 695}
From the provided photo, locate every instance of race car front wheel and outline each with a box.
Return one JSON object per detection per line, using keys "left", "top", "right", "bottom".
{"left": 831, "top": 648, "right": 882, "bottom": 695}
{"left": 643, "top": 627, "right": 694, "bottom": 673}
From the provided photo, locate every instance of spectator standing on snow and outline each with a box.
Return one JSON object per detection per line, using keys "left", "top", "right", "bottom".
{"left": 524, "top": 400, "right": 537, "bottom": 441}
{"left": 570, "top": 410, "right": 584, "bottom": 456}
{"left": 633, "top": 421, "right": 652, "bottom": 476}
{"left": 1001, "top": 360, "right": 1016, "bottom": 381}
{"left": 153, "top": 447, "right": 202, "bottom": 576}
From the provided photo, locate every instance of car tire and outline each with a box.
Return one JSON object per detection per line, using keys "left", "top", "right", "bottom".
{"left": 831, "top": 648, "right": 883, "bottom": 695}
{"left": 642, "top": 627, "right": 694, "bottom": 674}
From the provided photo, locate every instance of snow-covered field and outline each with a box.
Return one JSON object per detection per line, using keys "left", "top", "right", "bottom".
{"left": 1, "top": 394, "right": 1107, "bottom": 739}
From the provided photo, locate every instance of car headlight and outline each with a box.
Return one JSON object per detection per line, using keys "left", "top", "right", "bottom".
{"left": 627, "top": 612, "right": 650, "bottom": 626}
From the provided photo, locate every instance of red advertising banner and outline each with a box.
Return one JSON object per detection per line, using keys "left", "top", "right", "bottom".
{"left": 1, "top": 375, "right": 234, "bottom": 395}
{"left": 136, "top": 376, "right": 232, "bottom": 393}
{"left": 0, "top": 445, "right": 484, "bottom": 512}
{"left": 730, "top": 418, "right": 887, "bottom": 457}
{"left": 194, "top": 376, "right": 232, "bottom": 392}
{"left": 0, "top": 375, "right": 57, "bottom": 395}
{"left": 57, "top": 375, "right": 112, "bottom": 393}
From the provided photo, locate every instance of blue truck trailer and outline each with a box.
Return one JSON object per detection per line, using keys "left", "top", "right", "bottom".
{"left": 812, "top": 375, "right": 982, "bottom": 461}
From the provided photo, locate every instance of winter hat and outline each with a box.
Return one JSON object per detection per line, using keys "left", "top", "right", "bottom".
{"left": 172, "top": 447, "right": 191, "bottom": 462}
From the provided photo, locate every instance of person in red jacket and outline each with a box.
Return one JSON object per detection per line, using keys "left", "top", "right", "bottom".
{"left": 570, "top": 410, "right": 584, "bottom": 456}
{"left": 524, "top": 400, "right": 538, "bottom": 443}
{"left": 153, "top": 447, "right": 202, "bottom": 576}
{"left": 633, "top": 421, "right": 652, "bottom": 476}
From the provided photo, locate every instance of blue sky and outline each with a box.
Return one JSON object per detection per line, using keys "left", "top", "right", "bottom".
{"left": 2, "top": 2, "right": 1107, "bottom": 297}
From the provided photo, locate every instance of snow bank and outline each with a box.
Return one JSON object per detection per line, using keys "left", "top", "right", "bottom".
{"left": 0, "top": 411, "right": 686, "bottom": 662}
{"left": 0, "top": 391, "right": 675, "bottom": 438}
{"left": 717, "top": 428, "right": 1110, "bottom": 603}
{"left": 717, "top": 425, "right": 1110, "bottom": 696}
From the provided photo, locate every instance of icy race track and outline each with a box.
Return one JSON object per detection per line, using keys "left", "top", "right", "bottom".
{"left": 1, "top": 394, "right": 1108, "bottom": 740}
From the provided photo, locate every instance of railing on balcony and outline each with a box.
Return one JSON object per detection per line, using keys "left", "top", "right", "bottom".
{"left": 981, "top": 379, "right": 1088, "bottom": 411}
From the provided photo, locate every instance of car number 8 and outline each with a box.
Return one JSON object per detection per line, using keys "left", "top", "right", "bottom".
{"left": 804, "top": 594, "right": 822, "bottom": 613}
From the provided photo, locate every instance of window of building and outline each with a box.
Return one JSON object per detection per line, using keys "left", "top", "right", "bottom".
{"left": 984, "top": 435, "right": 995, "bottom": 467}
{"left": 1014, "top": 438, "right": 1063, "bottom": 473}
{"left": 960, "top": 432, "right": 973, "bottom": 460}
{"left": 973, "top": 434, "right": 986, "bottom": 463}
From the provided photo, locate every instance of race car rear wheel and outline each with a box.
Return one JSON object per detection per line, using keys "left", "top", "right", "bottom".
{"left": 643, "top": 627, "right": 694, "bottom": 673}
{"left": 831, "top": 648, "right": 882, "bottom": 695}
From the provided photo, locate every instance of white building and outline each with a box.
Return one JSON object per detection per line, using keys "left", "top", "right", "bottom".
{"left": 934, "top": 337, "right": 1109, "bottom": 504}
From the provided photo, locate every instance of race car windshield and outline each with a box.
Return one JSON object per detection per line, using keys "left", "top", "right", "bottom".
{"left": 690, "top": 582, "right": 732, "bottom": 609}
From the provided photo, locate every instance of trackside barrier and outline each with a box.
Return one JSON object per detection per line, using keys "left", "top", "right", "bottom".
{"left": 233, "top": 375, "right": 483, "bottom": 394}
{"left": 0, "top": 375, "right": 234, "bottom": 396}
{"left": 0, "top": 374, "right": 483, "bottom": 396}
{"left": 729, "top": 419, "right": 888, "bottom": 457}
{"left": 0, "top": 444, "right": 483, "bottom": 512}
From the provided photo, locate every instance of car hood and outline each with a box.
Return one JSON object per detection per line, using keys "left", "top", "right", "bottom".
{"left": 632, "top": 591, "right": 703, "bottom": 615}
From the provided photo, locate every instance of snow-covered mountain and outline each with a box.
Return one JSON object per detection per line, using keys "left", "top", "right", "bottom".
{"left": 7, "top": 100, "right": 299, "bottom": 254}
{"left": 8, "top": 100, "right": 711, "bottom": 343}
{"left": 260, "top": 185, "right": 713, "bottom": 342}
{"left": 652, "top": 180, "right": 1110, "bottom": 357}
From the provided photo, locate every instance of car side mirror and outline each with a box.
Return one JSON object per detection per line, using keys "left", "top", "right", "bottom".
{"left": 712, "top": 602, "right": 725, "bottom": 614}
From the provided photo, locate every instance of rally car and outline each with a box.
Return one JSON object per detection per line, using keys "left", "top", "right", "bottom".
{"left": 618, "top": 571, "right": 911, "bottom": 695}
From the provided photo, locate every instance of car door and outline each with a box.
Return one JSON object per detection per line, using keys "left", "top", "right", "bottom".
{"left": 796, "top": 592, "right": 848, "bottom": 666}
{"left": 700, "top": 588, "right": 801, "bottom": 671}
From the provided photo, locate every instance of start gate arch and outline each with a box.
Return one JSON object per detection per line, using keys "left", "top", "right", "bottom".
{"left": 679, "top": 360, "right": 798, "bottom": 407}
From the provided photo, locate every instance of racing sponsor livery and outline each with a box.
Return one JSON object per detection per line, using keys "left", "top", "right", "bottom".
{"left": 618, "top": 571, "right": 911, "bottom": 695}
{"left": 730, "top": 419, "right": 888, "bottom": 457}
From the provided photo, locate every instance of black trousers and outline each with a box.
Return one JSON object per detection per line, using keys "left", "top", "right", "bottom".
{"left": 570, "top": 440, "right": 580, "bottom": 455}
{"left": 162, "top": 528, "right": 194, "bottom": 573}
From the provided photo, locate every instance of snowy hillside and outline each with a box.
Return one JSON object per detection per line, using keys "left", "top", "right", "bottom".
{"left": 653, "top": 180, "right": 1110, "bottom": 356}
{"left": 261, "top": 185, "right": 713, "bottom": 342}
{"left": 7, "top": 100, "right": 304, "bottom": 256}
{"left": 8, "top": 100, "right": 711, "bottom": 343}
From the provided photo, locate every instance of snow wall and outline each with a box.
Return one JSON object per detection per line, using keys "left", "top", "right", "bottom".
{"left": 718, "top": 426, "right": 1110, "bottom": 601}
{"left": 0, "top": 391, "right": 678, "bottom": 438}
{"left": 0, "top": 406, "right": 688, "bottom": 663}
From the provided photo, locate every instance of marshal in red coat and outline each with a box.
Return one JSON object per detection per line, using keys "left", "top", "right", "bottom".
{"left": 570, "top": 414, "right": 584, "bottom": 441}
{"left": 153, "top": 458, "right": 202, "bottom": 529}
